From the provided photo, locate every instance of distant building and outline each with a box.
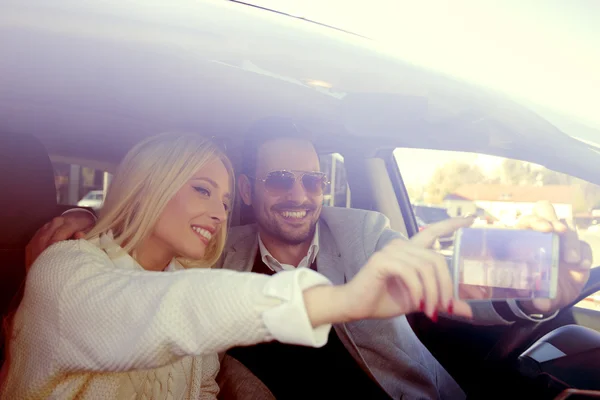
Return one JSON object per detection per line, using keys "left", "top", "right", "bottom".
{"left": 444, "top": 184, "right": 584, "bottom": 226}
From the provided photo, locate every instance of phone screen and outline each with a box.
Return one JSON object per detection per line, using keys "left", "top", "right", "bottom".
{"left": 453, "top": 227, "right": 559, "bottom": 301}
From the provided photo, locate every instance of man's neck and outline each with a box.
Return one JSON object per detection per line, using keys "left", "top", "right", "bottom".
{"left": 259, "top": 231, "right": 314, "bottom": 267}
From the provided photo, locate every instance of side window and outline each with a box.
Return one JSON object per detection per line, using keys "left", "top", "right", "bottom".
{"left": 319, "top": 153, "right": 351, "bottom": 208}
{"left": 52, "top": 160, "right": 111, "bottom": 211}
{"left": 395, "top": 148, "right": 600, "bottom": 316}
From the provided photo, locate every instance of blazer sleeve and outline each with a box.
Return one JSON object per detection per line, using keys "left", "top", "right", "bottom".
{"left": 23, "top": 240, "right": 332, "bottom": 373}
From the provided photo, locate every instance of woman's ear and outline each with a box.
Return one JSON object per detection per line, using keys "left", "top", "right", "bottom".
{"left": 238, "top": 175, "right": 253, "bottom": 206}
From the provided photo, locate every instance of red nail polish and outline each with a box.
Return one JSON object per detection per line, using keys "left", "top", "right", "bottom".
{"left": 431, "top": 310, "right": 438, "bottom": 323}
{"left": 447, "top": 300, "right": 454, "bottom": 315}
{"left": 419, "top": 299, "right": 425, "bottom": 312}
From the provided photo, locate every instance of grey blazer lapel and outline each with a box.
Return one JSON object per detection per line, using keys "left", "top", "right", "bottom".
{"left": 315, "top": 220, "right": 346, "bottom": 285}
{"left": 222, "top": 233, "right": 259, "bottom": 272}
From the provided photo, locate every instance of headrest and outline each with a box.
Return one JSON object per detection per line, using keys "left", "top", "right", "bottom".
{"left": 0, "top": 133, "right": 57, "bottom": 247}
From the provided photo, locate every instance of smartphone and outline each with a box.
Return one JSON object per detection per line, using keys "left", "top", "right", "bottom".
{"left": 452, "top": 227, "right": 560, "bottom": 301}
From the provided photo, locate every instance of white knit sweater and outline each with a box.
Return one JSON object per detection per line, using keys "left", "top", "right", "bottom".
{"left": 0, "top": 235, "right": 332, "bottom": 399}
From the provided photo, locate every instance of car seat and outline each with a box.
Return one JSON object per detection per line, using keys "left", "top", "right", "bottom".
{"left": 0, "top": 132, "right": 58, "bottom": 365}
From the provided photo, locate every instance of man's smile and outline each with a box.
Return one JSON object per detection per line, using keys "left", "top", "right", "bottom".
{"left": 280, "top": 210, "right": 307, "bottom": 219}
{"left": 275, "top": 209, "right": 312, "bottom": 222}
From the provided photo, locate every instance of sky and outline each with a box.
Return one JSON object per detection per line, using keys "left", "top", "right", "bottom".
{"left": 245, "top": 0, "right": 600, "bottom": 186}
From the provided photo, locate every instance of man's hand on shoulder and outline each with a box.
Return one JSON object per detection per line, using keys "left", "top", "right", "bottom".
{"left": 25, "top": 209, "right": 96, "bottom": 272}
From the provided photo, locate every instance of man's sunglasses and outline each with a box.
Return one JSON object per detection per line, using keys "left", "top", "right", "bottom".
{"left": 251, "top": 170, "right": 330, "bottom": 195}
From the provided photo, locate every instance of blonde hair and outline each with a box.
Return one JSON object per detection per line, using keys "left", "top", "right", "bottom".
{"left": 86, "top": 132, "right": 234, "bottom": 269}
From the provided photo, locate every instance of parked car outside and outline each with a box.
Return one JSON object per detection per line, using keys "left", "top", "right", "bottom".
{"left": 77, "top": 190, "right": 104, "bottom": 210}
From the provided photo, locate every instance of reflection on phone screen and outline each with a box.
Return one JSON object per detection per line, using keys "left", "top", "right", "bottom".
{"left": 454, "top": 228, "right": 558, "bottom": 300}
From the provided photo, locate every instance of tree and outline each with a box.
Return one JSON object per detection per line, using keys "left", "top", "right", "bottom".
{"left": 425, "top": 161, "right": 486, "bottom": 204}
{"left": 499, "top": 159, "right": 581, "bottom": 186}
{"left": 499, "top": 159, "right": 538, "bottom": 185}
{"left": 537, "top": 169, "right": 574, "bottom": 186}
{"left": 496, "top": 159, "right": 600, "bottom": 212}
{"left": 407, "top": 185, "right": 424, "bottom": 203}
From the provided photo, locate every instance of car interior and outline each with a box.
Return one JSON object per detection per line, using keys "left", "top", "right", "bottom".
{"left": 2, "top": 127, "right": 600, "bottom": 400}
{"left": 2, "top": 1, "right": 600, "bottom": 399}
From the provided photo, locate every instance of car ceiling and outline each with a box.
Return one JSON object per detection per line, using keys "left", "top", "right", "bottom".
{"left": 1, "top": 0, "right": 600, "bottom": 183}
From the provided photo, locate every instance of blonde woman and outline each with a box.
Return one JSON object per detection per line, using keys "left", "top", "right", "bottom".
{"left": 1, "top": 133, "right": 473, "bottom": 399}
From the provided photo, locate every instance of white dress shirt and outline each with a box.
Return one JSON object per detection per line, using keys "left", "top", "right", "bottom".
{"left": 258, "top": 225, "right": 320, "bottom": 272}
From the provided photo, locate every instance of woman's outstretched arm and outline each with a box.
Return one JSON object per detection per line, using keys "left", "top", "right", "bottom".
{"left": 20, "top": 240, "right": 333, "bottom": 373}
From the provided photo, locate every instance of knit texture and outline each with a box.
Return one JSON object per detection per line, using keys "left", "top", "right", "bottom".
{"left": 0, "top": 237, "right": 305, "bottom": 399}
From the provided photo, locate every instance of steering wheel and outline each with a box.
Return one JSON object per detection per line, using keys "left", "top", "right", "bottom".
{"left": 485, "top": 267, "right": 600, "bottom": 363}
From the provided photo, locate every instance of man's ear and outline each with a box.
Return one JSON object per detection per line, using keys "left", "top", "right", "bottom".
{"left": 238, "top": 175, "right": 253, "bottom": 206}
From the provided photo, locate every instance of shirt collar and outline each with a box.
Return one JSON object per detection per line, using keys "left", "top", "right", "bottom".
{"left": 257, "top": 224, "right": 320, "bottom": 273}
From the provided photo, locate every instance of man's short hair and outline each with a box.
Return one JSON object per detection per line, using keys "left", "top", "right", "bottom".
{"left": 241, "top": 117, "right": 314, "bottom": 176}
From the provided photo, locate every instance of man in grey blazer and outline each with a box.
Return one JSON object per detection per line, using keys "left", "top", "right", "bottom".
{"left": 214, "top": 118, "right": 592, "bottom": 400}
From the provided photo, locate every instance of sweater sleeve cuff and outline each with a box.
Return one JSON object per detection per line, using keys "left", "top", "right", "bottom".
{"left": 506, "top": 299, "right": 559, "bottom": 322}
{"left": 62, "top": 208, "right": 98, "bottom": 221}
{"left": 261, "top": 269, "right": 332, "bottom": 348}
